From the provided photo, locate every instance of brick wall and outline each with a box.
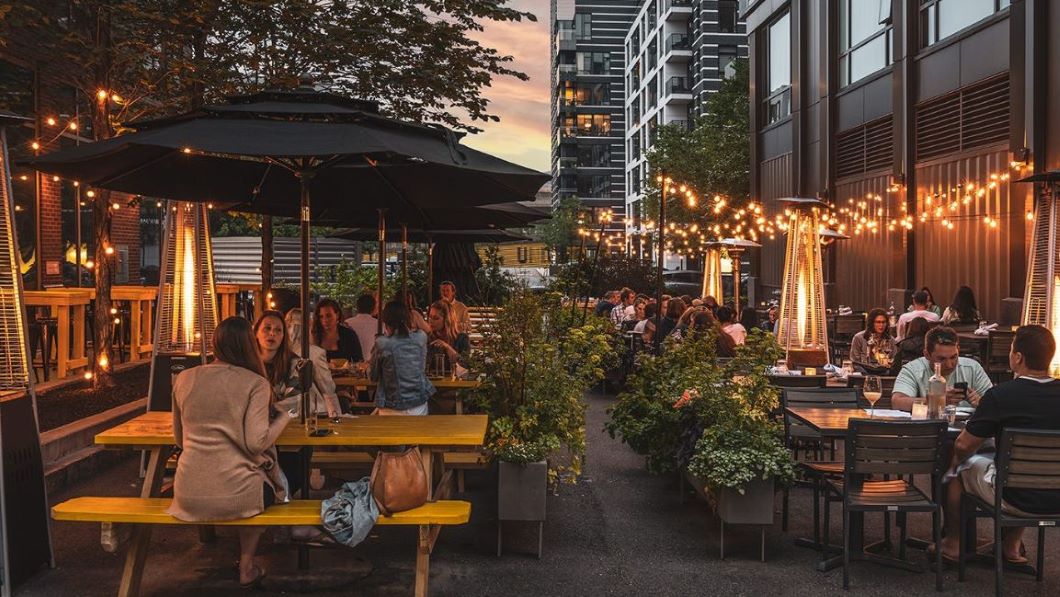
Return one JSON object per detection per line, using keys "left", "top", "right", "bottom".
{"left": 110, "top": 195, "right": 142, "bottom": 283}
{"left": 37, "top": 175, "right": 64, "bottom": 287}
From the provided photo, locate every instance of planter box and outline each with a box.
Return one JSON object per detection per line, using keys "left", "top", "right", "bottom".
{"left": 716, "top": 477, "right": 775, "bottom": 525}
{"left": 498, "top": 460, "right": 547, "bottom": 521}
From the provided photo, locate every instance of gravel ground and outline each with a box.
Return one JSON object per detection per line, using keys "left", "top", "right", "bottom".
{"left": 18, "top": 391, "right": 1057, "bottom": 596}
{"left": 36, "top": 364, "right": 150, "bottom": 431}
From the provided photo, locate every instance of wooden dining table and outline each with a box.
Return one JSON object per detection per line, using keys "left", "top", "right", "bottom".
{"left": 785, "top": 406, "right": 960, "bottom": 571}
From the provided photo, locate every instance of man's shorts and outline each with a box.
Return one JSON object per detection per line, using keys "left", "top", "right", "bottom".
{"left": 959, "top": 454, "right": 1034, "bottom": 516}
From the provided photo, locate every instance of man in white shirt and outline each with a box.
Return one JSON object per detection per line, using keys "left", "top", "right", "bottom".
{"left": 896, "top": 289, "right": 941, "bottom": 340}
{"left": 344, "top": 293, "right": 378, "bottom": 360}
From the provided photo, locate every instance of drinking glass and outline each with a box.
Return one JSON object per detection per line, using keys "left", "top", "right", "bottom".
{"left": 775, "top": 359, "right": 788, "bottom": 374}
{"left": 841, "top": 359, "right": 854, "bottom": 377}
{"left": 864, "top": 375, "right": 882, "bottom": 419}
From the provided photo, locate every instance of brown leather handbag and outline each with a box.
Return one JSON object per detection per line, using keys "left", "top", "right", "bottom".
{"left": 370, "top": 447, "right": 429, "bottom": 516}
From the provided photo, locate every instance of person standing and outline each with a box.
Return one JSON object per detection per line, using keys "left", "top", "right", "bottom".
{"left": 896, "top": 289, "right": 941, "bottom": 340}
{"left": 169, "top": 317, "right": 293, "bottom": 588}
{"left": 439, "top": 281, "right": 471, "bottom": 334}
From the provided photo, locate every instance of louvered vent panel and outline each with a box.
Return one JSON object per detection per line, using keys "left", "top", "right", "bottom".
{"left": 836, "top": 115, "right": 893, "bottom": 180}
{"left": 917, "top": 74, "right": 1009, "bottom": 162}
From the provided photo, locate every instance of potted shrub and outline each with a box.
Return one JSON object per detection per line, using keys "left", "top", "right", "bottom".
{"left": 469, "top": 291, "right": 617, "bottom": 555}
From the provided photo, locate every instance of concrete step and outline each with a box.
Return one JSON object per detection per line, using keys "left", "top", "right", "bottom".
{"left": 40, "top": 398, "right": 146, "bottom": 494}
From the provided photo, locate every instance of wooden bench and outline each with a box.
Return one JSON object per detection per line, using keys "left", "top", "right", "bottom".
{"left": 52, "top": 496, "right": 471, "bottom": 597}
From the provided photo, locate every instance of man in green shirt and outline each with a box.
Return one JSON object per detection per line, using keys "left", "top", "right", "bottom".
{"left": 891, "top": 326, "right": 993, "bottom": 411}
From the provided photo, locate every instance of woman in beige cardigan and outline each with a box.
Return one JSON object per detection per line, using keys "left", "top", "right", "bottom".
{"left": 169, "top": 317, "right": 292, "bottom": 588}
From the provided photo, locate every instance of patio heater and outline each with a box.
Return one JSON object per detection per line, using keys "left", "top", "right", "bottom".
{"left": 715, "top": 237, "right": 761, "bottom": 316}
{"left": 775, "top": 198, "right": 830, "bottom": 368}
{"left": 701, "top": 244, "right": 723, "bottom": 301}
{"left": 146, "top": 201, "right": 219, "bottom": 411}
{"left": 1018, "top": 170, "right": 1060, "bottom": 375}
{"left": 0, "top": 112, "right": 53, "bottom": 594}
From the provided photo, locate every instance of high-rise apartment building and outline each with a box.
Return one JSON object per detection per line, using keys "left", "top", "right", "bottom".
{"left": 623, "top": 0, "right": 746, "bottom": 259}
{"left": 550, "top": 0, "right": 640, "bottom": 237}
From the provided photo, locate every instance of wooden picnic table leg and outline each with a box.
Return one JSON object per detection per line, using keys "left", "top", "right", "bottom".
{"left": 72, "top": 303, "right": 86, "bottom": 372}
{"left": 56, "top": 304, "right": 71, "bottom": 379}
{"left": 118, "top": 447, "right": 171, "bottom": 597}
{"left": 129, "top": 300, "right": 142, "bottom": 361}
{"left": 415, "top": 525, "right": 438, "bottom": 597}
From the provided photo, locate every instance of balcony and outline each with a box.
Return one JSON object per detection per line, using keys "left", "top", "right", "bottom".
{"left": 665, "top": 119, "right": 690, "bottom": 131}
{"left": 558, "top": 156, "right": 578, "bottom": 173}
{"left": 664, "top": 0, "right": 693, "bottom": 21}
{"left": 557, "top": 63, "right": 577, "bottom": 81}
{"left": 554, "top": 29, "right": 576, "bottom": 53}
{"left": 665, "top": 76, "right": 692, "bottom": 103}
{"left": 664, "top": 33, "right": 692, "bottom": 61}
{"left": 555, "top": 96, "right": 576, "bottom": 113}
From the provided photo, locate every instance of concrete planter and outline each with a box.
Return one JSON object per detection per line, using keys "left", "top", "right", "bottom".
{"left": 716, "top": 476, "right": 775, "bottom": 525}
{"left": 497, "top": 459, "right": 547, "bottom": 558}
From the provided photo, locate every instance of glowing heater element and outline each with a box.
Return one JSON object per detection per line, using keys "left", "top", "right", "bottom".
{"left": 776, "top": 198, "right": 830, "bottom": 367}
{"left": 1019, "top": 171, "right": 1060, "bottom": 376}
{"left": 0, "top": 126, "right": 31, "bottom": 392}
{"left": 701, "top": 247, "right": 723, "bottom": 300}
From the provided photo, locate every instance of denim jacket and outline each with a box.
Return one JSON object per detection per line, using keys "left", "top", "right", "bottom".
{"left": 370, "top": 330, "right": 435, "bottom": 411}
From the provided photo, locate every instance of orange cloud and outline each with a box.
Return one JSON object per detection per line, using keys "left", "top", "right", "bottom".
{"left": 463, "top": 1, "right": 551, "bottom": 173}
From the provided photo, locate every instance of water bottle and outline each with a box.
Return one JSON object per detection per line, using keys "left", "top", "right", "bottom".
{"left": 887, "top": 302, "right": 897, "bottom": 328}
{"left": 927, "top": 362, "right": 946, "bottom": 419}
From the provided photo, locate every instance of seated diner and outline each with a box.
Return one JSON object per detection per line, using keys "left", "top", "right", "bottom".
{"left": 891, "top": 326, "right": 993, "bottom": 412}
{"left": 371, "top": 300, "right": 435, "bottom": 415}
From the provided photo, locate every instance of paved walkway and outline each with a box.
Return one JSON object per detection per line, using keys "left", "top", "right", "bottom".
{"left": 19, "top": 393, "right": 1054, "bottom": 595}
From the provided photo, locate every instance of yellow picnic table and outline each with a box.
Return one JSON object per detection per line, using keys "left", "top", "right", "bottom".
{"left": 94, "top": 411, "right": 487, "bottom": 596}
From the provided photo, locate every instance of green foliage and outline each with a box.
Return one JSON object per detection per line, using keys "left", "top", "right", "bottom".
{"left": 474, "top": 245, "right": 519, "bottom": 306}
{"left": 550, "top": 255, "right": 661, "bottom": 298}
{"left": 469, "top": 291, "right": 620, "bottom": 482}
{"left": 310, "top": 249, "right": 428, "bottom": 310}
{"left": 644, "top": 59, "right": 750, "bottom": 229}
{"left": 532, "top": 196, "right": 584, "bottom": 263}
{"left": 607, "top": 328, "right": 795, "bottom": 491}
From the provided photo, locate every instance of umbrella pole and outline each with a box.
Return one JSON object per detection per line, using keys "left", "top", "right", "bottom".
{"left": 298, "top": 171, "right": 313, "bottom": 426}
{"left": 377, "top": 209, "right": 386, "bottom": 336}
{"left": 427, "top": 239, "right": 434, "bottom": 304}
{"left": 401, "top": 223, "right": 409, "bottom": 307}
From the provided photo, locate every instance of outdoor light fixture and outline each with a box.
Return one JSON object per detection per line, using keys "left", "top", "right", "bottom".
{"left": 701, "top": 244, "right": 723, "bottom": 301}
{"left": 147, "top": 201, "right": 219, "bottom": 411}
{"left": 0, "top": 112, "right": 53, "bottom": 592}
{"left": 714, "top": 237, "right": 760, "bottom": 317}
{"left": 776, "top": 198, "right": 830, "bottom": 367}
{"left": 1018, "top": 170, "right": 1060, "bottom": 375}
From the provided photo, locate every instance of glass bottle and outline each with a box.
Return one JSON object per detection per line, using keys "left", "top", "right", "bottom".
{"left": 927, "top": 362, "right": 946, "bottom": 419}
{"left": 887, "top": 302, "right": 897, "bottom": 327}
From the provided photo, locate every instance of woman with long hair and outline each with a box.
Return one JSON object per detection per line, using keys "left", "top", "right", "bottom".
{"left": 168, "top": 317, "right": 292, "bottom": 588}
{"left": 849, "top": 307, "right": 898, "bottom": 373}
{"left": 405, "top": 290, "right": 431, "bottom": 334}
{"left": 427, "top": 299, "right": 470, "bottom": 373}
{"left": 716, "top": 305, "right": 747, "bottom": 345}
{"left": 689, "top": 309, "right": 736, "bottom": 357}
{"left": 371, "top": 301, "right": 435, "bottom": 414}
{"left": 311, "top": 298, "right": 364, "bottom": 364}
{"left": 942, "top": 285, "right": 981, "bottom": 325}
{"left": 257, "top": 310, "right": 339, "bottom": 417}
{"left": 657, "top": 297, "right": 686, "bottom": 342}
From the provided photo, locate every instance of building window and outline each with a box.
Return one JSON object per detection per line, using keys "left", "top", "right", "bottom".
{"left": 577, "top": 144, "right": 611, "bottom": 167}
{"left": 764, "top": 11, "right": 791, "bottom": 125}
{"left": 921, "top": 0, "right": 1010, "bottom": 47}
{"left": 575, "top": 114, "right": 611, "bottom": 136}
{"left": 838, "top": 0, "right": 893, "bottom": 87}
{"left": 578, "top": 175, "right": 612, "bottom": 197}
{"left": 719, "top": 1, "right": 738, "bottom": 33}
{"left": 517, "top": 247, "right": 529, "bottom": 263}
{"left": 719, "top": 46, "right": 738, "bottom": 79}
{"left": 577, "top": 52, "right": 611, "bottom": 75}
{"left": 574, "top": 13, "right": 592, "bottom": 40}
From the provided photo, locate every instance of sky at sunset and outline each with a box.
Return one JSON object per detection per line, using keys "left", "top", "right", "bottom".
{"left": 461, "top": 1, "right": 551, "bottom": 173}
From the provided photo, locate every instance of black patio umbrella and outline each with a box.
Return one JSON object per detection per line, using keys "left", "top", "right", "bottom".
{"left": 24, "top": 86, "right": 547, "bottom": 422}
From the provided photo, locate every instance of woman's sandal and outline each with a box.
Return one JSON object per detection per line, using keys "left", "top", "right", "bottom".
{"left": 239, "top": 564, "right": 266, "bottom": 590}
{"left": 291, "top": 527, "right": 339, "bottom": 548}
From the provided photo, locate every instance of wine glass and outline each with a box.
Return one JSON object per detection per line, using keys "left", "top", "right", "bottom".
{"left": 864, "top": 375, "right": 883, "bottom": 419}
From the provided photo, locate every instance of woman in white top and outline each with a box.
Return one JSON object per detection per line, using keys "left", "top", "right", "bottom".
{"left": 716, "top": 306, "right": 747, "bottom": 345}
